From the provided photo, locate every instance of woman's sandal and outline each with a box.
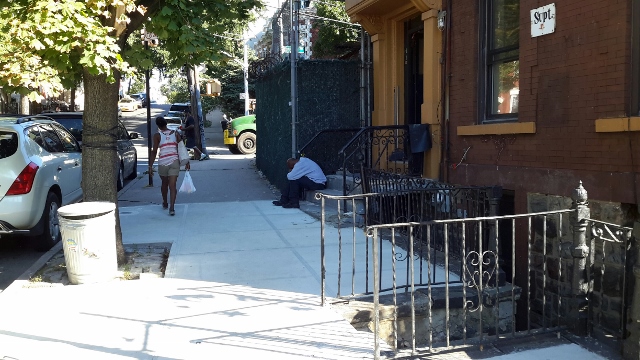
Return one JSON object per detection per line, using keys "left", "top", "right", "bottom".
{"left": 162, "top": 202, "right": 168, "bottom": 209}
{"left": 169, "top": 209, "right": 175, "bottom": 216}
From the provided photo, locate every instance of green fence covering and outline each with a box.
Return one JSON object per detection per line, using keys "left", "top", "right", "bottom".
{"left": 255, "top": 60, "right": 361, "bottom": 192}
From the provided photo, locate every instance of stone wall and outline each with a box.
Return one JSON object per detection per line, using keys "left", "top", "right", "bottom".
{"left": 527, "top": 193, "right": 635, "bottom": 335}
{"left": 333, "top": 284, "right": 521, "bottom": 349}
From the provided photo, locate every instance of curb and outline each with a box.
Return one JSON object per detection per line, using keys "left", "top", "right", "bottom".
{"left": 1, "top": 241, "right": 63, "bottom": 296}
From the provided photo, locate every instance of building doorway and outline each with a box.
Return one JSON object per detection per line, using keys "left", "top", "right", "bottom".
{"left": 404, "top": 15, "right": 424, "bottom": 175}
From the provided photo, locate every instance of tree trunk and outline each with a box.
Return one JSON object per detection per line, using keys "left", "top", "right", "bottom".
{"left": 82, "top": 69, "right": 126, "bottom": 265}
{"left": 70, "top": 88, "right": 76, "bottom": 111}
{"left": 0, "top": 89, "right": 8, "bottom": 113}
{"left": 20, "top": 95, "right": 30, "bottom": 115}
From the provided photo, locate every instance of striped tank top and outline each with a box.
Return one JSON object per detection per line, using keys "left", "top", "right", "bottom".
{"left": 158, "top": 130, "right": 179, "bottom": 166}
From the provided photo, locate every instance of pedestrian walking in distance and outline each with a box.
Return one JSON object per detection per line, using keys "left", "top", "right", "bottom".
{"left": 181, "top": 108, "right": 208, "bottom": 161}
{"left": 149, "top": 116, "right": 190, "bottom": 216}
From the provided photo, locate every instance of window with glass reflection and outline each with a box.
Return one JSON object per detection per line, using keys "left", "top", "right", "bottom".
{"left": 482, "top": 0, "right": 519, "bottom": 121}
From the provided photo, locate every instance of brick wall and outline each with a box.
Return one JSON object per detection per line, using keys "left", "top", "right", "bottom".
{"left": 447, "top": 0, "right": 640, "bottom": 205}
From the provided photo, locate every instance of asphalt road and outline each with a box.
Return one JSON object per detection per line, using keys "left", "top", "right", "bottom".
{"left": 0, "top": 105, "right": 169, "bottom": 293}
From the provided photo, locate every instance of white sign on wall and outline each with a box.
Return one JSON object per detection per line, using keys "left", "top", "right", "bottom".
{"left": 530, "top": 3, "right": 556, "bottom": 38}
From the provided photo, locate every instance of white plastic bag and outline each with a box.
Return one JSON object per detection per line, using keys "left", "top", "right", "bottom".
{"left": 179, "top": 171, "right": 196, "bottom": 193}
{"left": 177, "top": 139, "right": 190, "bottom": 166}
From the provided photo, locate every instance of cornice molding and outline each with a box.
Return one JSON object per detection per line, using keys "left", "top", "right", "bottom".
{"left": 351, "top": 14, "right": 385, "bottom": 35}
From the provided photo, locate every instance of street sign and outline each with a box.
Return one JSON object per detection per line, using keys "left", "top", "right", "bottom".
{"left": 239, "top": 93, "right": 247, "bottom": 99}
{"left": 530, "top": 3, "right": 556, "bottom": 38}
{"left": 144, "top": 32, "right": 158, "bottom": 41}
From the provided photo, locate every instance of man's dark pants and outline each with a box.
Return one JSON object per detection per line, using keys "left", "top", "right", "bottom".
{"left": 279, "top": 176, "right": 326, "bottom": 205}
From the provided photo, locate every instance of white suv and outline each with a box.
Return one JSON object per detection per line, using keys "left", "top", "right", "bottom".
{"left": 0, "top": 114, "right": 82, "bottom": 250}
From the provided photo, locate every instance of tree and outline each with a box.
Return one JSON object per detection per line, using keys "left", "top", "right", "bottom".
{"left": 0, "top": 0, "right": 261, "bottom": 264}
{"left": 311, "top": 0, "right": 359, "bottom": 59}
{"left": 205, "top": 54, "right": 253, "bottom": 119}
{"left": 161, "top": 68, "right": 190, "bottom": 104}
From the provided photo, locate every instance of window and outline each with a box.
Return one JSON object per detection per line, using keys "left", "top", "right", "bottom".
{"left": 51, "top": 123, "right": 80, "bottom": 152}
{"left": 38, "top": 124, "right": 65, "bottom": 153}
{"left": 117, "top": 123, "right": 129, "bottom": 141}
{"left": 0, "top": 132, "right": 18, "bottom": 159}
{"left": 480, "top": 0, "right": 520, "bottom": 122}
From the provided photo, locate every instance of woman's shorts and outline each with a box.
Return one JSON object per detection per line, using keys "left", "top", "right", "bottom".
{"left": 158, "top": 160, "right": 180, "bottom": 177}
{"left": 185, "top": 137, "right": 196, "bottom": 149}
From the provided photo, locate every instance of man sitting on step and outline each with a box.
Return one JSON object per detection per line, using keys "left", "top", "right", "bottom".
{"left": 273, "top": 157, "right": 327, "bottom": 208}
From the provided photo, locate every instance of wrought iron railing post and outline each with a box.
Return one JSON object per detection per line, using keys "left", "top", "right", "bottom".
{"left": 569, "top": 181, "right": 590, "bottom": 335}
{"left": 623, "top": 222, "right": 640, "bottom": 360}
{"left": 487, "top": 186, "right": 504, "bottom": 286}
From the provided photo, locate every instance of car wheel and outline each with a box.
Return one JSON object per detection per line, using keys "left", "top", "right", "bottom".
{"left": 126, "top": 156, "right": 138, "bottom": 180}
{"left": 237, "top": 132, "right": 256, "bottom": 155}
{"left": 34, "top": 192, "right": 61, "bottom": 251}
{"left": 227, "top": 145, "right": 242, "bottom": 154}
{"left": 117, "top": 164, "right": 125, "bottom": 191}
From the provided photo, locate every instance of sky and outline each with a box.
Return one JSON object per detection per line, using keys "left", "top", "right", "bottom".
{"left": 247, "top": 0, "right": 284, "bottom": 46}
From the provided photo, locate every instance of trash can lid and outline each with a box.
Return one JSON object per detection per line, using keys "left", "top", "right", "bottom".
{"left": 58, "top": 202, "right": 116, "bottom": 218}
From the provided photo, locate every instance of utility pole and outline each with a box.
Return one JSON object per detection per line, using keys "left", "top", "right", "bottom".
{"left": 141, "top": 29, "right": 156, "bottom": 187}
{"left": 193, "top": 65, "right": 206, "bottom": 154}
{"left": 290, "top": 0, "right": 300, "bottom": 159}
{"left": 243, "top": 35, "right": 250, "bottom": 116}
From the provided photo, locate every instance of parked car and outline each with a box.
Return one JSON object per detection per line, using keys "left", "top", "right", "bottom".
{"left": 223, "top": 114, "right": 256, "bottom": 155}
{"left": 43, "top": 112, "right": 139, "bottom": 190}
{"left": 118, "top": 97, "right": 138, "bottom": 112}
{"left": 0, "top": 114, "right": 82, "bottom": 250}
{"left": 164, "top": 110, "right": 184, "bottom": 124}
{"left": 169, "top": 102, "right": 190, "bottom": 113}
{"left": 128, "top": 93, "right": 144, "bottom": 108}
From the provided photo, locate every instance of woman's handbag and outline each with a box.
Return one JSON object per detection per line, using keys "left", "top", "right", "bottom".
{"left": 177, "top": 137, "right": 190, "bottom": 166}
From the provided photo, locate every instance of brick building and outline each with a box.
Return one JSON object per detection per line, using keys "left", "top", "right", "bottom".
{"left": 346, "top": 0, "right": 640, "bottom": 331}
{"left": 345, "top": 3, "right": 640, "bottom": 224}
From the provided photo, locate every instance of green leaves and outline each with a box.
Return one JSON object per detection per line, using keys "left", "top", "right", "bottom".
{"left": 0, "top": 0, "right": 133, "bottom": 98}
{"left": 0, "top": 0, "right": 263, "bottom": 99}
{"left": 312, "top": 0, "right": 360, "bottom": 59}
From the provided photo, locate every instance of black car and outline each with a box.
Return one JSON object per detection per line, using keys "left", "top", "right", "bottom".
{"left": 169, "top": 103, "right": 190, "bottom": 113}
{"left": 42, "top": 112, "right": 139, "bottom": 190}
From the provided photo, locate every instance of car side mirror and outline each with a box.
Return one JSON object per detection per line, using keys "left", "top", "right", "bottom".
{"left": 129, "top": 132, "right": 139, "bottom": 139}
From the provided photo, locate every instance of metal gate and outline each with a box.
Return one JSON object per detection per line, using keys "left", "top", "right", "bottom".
{"left": 317, "top": 182, "right": 635, "bottom": 359}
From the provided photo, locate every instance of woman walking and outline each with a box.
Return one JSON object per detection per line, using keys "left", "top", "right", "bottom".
{"left": 149, "top": 116, "right": 190, "bottom": 216}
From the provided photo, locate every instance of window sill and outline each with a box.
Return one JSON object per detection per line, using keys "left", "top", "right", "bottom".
{"left": 457, "top": 122, "right": 536, "bottom": 136}
{"left": 594, "top": 117, "right": 640, "bottom": 132}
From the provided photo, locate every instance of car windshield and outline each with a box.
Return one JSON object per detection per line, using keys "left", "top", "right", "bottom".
{"left": 167, "top": 111, "right": 183, "bottom": 117}
{"left": 169, "top": 104, "right": 189, "bottom": 112}
{"left": 120, "top": 98, "right": 134, "bottom": 103}
{"left": 0, "top": 131, "right": 18, "bottom": 159}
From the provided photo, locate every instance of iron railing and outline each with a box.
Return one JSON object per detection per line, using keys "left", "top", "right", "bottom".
{"left": 298, "top": 128, "right": 361, "bottom": 176}
{"left": 585, "top": 219, "right": 633, "bottom": 342}
{"left": 338, "top": 125, "right": 413, "bottom": 196}
{"left": 299, "top": 126, "right": 413, "bottom": 198}
{"left": 364, "top": 210, "right": 574, "bottom": 358}
{"left": 317, "top": 192, "right": 584, "bottom": 359}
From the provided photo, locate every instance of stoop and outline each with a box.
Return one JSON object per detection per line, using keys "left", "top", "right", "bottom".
{"left": 303, "top": 173, "right": 366, "bottom": 216}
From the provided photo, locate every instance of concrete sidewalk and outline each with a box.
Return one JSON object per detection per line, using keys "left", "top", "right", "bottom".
{"left": 0, "top": 199, "right": 385, "bottom": 359}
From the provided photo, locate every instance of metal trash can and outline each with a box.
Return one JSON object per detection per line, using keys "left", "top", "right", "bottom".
{"left": 58, "top": 202, "right": 117, "bottom": 285}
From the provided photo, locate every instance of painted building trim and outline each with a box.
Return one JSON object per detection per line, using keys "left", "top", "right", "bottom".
{"left": 595, "top": 117, "right": 640, "bottom": 133}
{"left": 456, "top": 122, "right": 536, "bottom": 136}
